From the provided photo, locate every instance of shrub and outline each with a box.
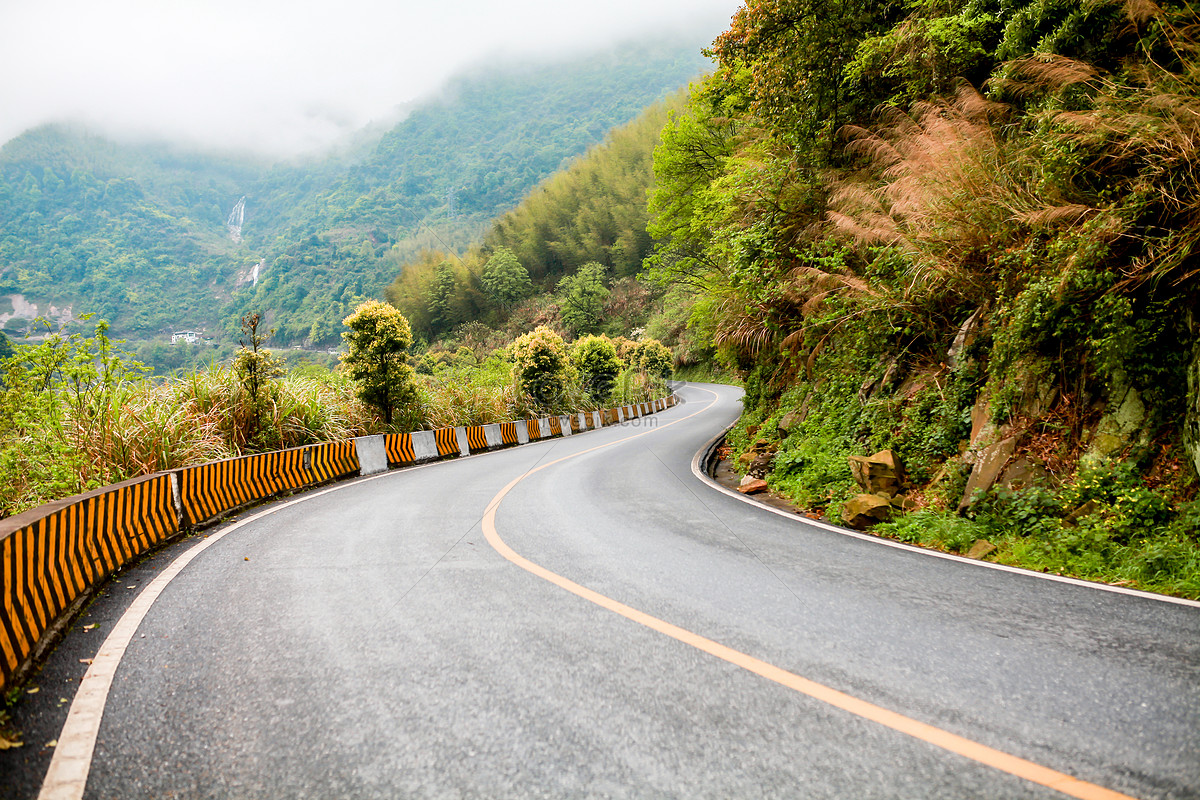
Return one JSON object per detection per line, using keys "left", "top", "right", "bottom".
{"left": 633, "top": 338, "right": 674, "bottom": 377}
{"left": 508, "top": 325, "right": 572, "bottom": 409}
{"left": 571, "top": 335, "right": 622, "bottom": 402}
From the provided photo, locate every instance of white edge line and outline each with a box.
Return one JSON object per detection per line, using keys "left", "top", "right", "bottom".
{"left": 36, "top": 422, "right": 617, "bottom": 800}
{"left": 688, "top": 418, "right": 1200, "bottom": 611}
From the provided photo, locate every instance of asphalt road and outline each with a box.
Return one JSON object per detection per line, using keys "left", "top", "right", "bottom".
{"left": 3, "top": 382, "right": 1198, "bottom": 799}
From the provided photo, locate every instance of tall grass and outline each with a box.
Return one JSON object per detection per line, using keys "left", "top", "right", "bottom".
{"left": 1, "top": 342, "right": 671, "bottom": 519}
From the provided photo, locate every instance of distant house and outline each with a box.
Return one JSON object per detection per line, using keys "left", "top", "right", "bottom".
{"left": 171, "top": 330, "right": 202, "bottom": 344}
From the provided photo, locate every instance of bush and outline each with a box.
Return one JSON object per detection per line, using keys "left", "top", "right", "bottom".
{"left": 633, "top": 338, "right": 673, "bottom": 378}
{"left": 571, "top": 335, "right": 622, "bottom": 402}
{"left": 508, "top": 325, "right": 573, "bottom": 410}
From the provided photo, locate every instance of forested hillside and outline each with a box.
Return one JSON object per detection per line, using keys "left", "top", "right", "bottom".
{"left": 0, "top": 38, "right": 708, "bottom": 366}
{"left": 637, "top": 0, "right": 1200, "bottom": 594}
{"left": 385, "top": 95, "right": 679, "bottom": 343}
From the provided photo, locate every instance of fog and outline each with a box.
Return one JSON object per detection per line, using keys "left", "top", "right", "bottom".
{"left": 0, "top": 0, "right": 740, "bottom": 158}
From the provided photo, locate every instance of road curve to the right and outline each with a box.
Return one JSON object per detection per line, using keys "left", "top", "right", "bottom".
{"left": 488, "top": 380, "right": 1200, "bottom": 800}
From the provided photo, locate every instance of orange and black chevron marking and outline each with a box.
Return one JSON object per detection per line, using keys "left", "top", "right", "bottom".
{"left": 434, "top": 427, "right": 459, "bottom": 457}
{"left": 466, "top": 425, "right": 488, "bottom": 453}
{"left": 179, "top": 451, "right": 287, "bottom": 527}
{"left": 548, "top": 416, "right": 563, "bottom": 436}
{"left": 385, "top": 432, "right": 416, "bottom": 465}
{"left": 500, "top": 422, "right": 519, "bottom": 446}
{"left": 526, "top": 419, "right": 542, "bottom": 440}
{"left": 308, "top": 440, "right": 359, "bottom": 484}
{"left": 1, "top": 474, "right": 178, "bottom": 690}
{"left": 570, "top": 415, "right": 583, "bottom": 433}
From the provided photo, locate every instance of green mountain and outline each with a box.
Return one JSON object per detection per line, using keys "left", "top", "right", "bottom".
{"left": 0, "top": 38, "right": 709, "bottom": 352}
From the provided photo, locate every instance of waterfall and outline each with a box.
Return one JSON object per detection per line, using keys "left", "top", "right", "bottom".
{"left": 251, "top": 258, "right": 263, "bottom": 287}
{"left": 227, "top": 196, "right": 246, "bottom": 242}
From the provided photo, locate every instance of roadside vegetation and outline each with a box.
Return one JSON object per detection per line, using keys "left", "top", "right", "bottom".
{"left": 0, "top": 312, "right": 668, "bottom": 520}
{"left": 656, "top": 0, "right": 1200, "bottom": 598}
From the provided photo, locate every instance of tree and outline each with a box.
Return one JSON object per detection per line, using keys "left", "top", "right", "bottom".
{"left": 571, "top": 335, "right": 622, "bottom": 402}
{"left": 558, "top": 262, "right": 609, "bottom": 335}
{"left": 341, "top": 300, "right": 418, "bottom": 426}
{"left": 508, "top": 325, "right": 571, "bottom": 409}
{"left": 428, "top": 261, "right": 460, "bottom": 333}
{"left": 234, "top": 312, "right": 285, "bottom": 449}
{"left": 481, "top": 247, "right": 532, "bottom": 310}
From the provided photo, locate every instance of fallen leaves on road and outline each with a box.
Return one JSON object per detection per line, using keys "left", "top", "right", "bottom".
{"left": 83, "top": 623, "right": 98, "bottom": 631}
{"left": 0, "top": 734, "right": 23, "bottom": 750}
{"left": 79, "top": 658, "right": 93, "bottom": 665}
{"left": 45, "top": 739, "right": 57, "bottom": 748}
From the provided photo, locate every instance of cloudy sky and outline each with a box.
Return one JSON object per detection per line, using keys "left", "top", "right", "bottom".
{"left": 0, "top": 0, "right": 740, "bottom": 157}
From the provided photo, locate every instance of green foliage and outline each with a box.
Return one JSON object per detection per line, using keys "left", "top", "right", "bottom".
{"left": 873, "top": 458, "right": 1200, "bottom": 599}
{"left": 571, "top": 335, "right": 622, "bottom": 402}
{"left": 846, "top": 8, "right": 1002, "bottom": 107}
{"left": 0, "top": 317, "right": 147, "bottom": 516}
{"left": 0, "top": 42, "right": 708, "bottom": 352}
{"left": 508, "top": 326, "right": 572, "bottom": 410}
{"left": 632, "top": 339, "right": 674, "bottom": 378}
{"left": 485, "top": 95, "right": 679, "bottom": 284}
{"left": 481, "top": 247, "right": 532, "bottom": 310}
{"left": 340, "top": 300, "right": 419, "bottom": 427}
{"left": 557, "top": 263, "right": 609, "bottom": 336}
{"left": 233, "top": 312, "right": 285, "bottom": 448}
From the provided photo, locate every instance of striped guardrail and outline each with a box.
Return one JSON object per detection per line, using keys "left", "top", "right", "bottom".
{"left": 1, "top": 473, "right": 179, "bottom": 690}
{"left": 0, "top": 394, "right": 677, "bottom": 690}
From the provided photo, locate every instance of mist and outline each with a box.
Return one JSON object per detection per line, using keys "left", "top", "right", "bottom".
{"left": 0, "top": 0, "right": 739, "bottom": 158}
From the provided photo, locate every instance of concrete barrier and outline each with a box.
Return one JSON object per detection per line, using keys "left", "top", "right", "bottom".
{"left": 0, "top": 395, "right": 674, "bottom": 690}
{"left": 433, "top": 427, "right": 459, "bottom": 458}
{"left": 355, "top": 435, "right": 388, "bottom": 476}
{"left": 465, "top": 425, "right": 489, "bottom": 453}
{"left": 385, "top": 432, "right": 416, "bottom": 466}
{"left": 411, "top": 430, "right": 438, "bottom": 462}
{"left": 1, "top": 473, "right": 180, "bottom": 690}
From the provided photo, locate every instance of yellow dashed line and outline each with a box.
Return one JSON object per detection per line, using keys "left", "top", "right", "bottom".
{"left": 480, "top": 388, "right": 1139, "bottom": 800}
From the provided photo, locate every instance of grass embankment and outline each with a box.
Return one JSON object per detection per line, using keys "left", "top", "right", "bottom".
{"left": 725, "top": 378, "right": 1200, "bottom": 601}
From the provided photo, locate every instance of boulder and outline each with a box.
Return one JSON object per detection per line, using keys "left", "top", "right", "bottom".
{"left": 1087, "top": 370, "right": 1149, "bottom": 459}
{"left": 738, "top": 438, "right": 778, "bottom": 470}
{"left": 947, "top": 309, "right": 984, "bottom": 370}
{"left": 998, "top": 457, "right": 1049, "bottom": 491}
{"left": 959, "top": 435, "right": 1019, "bottom": 511}
{"left": 965, "top": 539, "right": 997, "bottom": 560}
{"left": 777, "top": 407, "right": 807, "bottom": 437}
{"left": 1185, "top": 308, "right": 1200, "bottom": 480}
{"left": 738, "top": 476, "right": 769, "bottom": 495}
{"left": 748, "top": 452, "right": 775, "bottom": 478}
{"left": 848, "top": 449, "right": 905, "bottom": 496}
{"left": 842, "top": 494, "right": 894, "bottom": 529}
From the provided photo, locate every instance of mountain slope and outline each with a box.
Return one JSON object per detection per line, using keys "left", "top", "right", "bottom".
{"left": 0, "top": 38, "right": 710, "bottom": 350}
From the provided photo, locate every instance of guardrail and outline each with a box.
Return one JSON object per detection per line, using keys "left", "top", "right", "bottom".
{"left": 0, "top": 395, "right": 677, "bottom": 690}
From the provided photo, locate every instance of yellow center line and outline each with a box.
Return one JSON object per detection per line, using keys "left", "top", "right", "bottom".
{"left": 481, "top": 387, "right": 1140, "bottom": 800}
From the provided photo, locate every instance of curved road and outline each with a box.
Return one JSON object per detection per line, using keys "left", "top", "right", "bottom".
{"left": 4, "top": 382, "right": 1198, "bottom": 799}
